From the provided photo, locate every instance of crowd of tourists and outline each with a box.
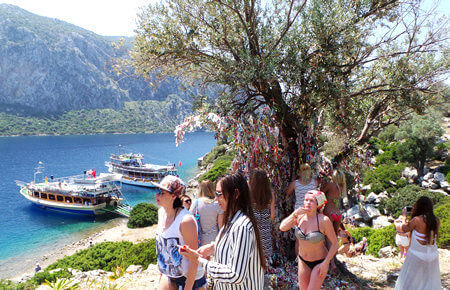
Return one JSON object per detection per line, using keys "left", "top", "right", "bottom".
{"left": 152, "top": 162, "right": 442, "bottom": 289}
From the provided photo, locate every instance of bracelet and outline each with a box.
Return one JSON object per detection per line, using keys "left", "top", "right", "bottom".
{"left": 293, "top": 212, "right": 298, "bottom": 219}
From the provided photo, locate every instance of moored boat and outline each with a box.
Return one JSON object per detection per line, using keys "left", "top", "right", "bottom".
{"left": 105, "top": 152, "right": 177, "bottom": 188}
{"left": 16, "top": 166, "right": 131, "bottom": 217}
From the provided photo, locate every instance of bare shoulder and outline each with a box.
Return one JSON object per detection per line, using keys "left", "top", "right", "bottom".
{"left": 180, "top": 213, "right": 196, "bottom": 226}
{"left": 318, "top": 213, "right": 332, "bottom": 224}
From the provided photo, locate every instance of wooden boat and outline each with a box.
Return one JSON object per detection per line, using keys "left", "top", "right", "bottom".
{"left": 16, "top": 165, "right": 131, "bottom": 217}
{"left": 105, "top": 152, "right": 177, "bottom": 188}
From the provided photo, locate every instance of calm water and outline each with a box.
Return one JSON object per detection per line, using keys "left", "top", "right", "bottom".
{"left": 0, "top": 132, "right": 215, "bottom": 277}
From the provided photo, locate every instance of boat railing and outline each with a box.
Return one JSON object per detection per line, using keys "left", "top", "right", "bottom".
{"left": 15, "top": 180, "right": 27, "bottom": 187}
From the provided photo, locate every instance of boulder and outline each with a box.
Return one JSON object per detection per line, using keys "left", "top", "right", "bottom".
{"left": 362, "top": 204, "right": 381, "bottom": 220}
{"left": 188, "top": 179, "right": 198, "bottom": 188}
{"left": 424, "top": 172, "right": 434, "bottom": 181}
{"left": 357, "top": 221, "right": 369, "bottom": 227}
{"left": 434, "top": 172, "right": 446, "bottom": 183}
{"left": 378, "top": 191, "right": 389, "bottom": 200}
{"left": 421, "top": 180, "right": 432, "bottom": 188}
{"left": 126, "top": 265, "right": 143, "bottom": 274}
{"left": 378, "top": 246, "right": 397, "bottom": 258}
{"left": 49, "top": 268, "right": 63, "bottom": 274}
{"left": 360, "top": 184, "right": 371, "bottom": 193}
{"left": 372, "top": 216, "right": 392, "bottom": 229}
{"left": 346, "top": 205, "right": 363, "bottom": 222}
{"left": 423, "top": 166, "right": 431, "bottom": 175}
{"left": 366, "top": 192, "right": 378, "bottom": 203}
{"left": 403, "top": 167, "right": 418, "bottom": 180}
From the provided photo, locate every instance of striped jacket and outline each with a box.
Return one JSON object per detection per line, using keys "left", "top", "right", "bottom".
{"left": 204, "top": 210, "right": 264, "bottom": 289}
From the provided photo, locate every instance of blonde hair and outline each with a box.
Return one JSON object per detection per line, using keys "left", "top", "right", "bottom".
{"left": 299, "top": 163, "right": 312, "bottom": 183}
{"left": 198, "top": 180, "right": 215, "bottom": 202}
{"left": 332, "top": 170, "right": 347, "bottom": 197}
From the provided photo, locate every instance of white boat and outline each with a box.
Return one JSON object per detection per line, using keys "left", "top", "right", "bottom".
{"left": 16, "top": 165, "right": 131, "bottom": 216}
{"left": 105, "top": 152, "right": 177, "bottom": 188}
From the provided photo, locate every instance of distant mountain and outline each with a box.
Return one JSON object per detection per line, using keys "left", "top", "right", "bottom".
{"left": 0, "top": 4, "right": 206, "bottom": 115}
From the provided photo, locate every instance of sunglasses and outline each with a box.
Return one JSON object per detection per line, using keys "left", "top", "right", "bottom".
{"left": 183, "top": 199, "right": 192, "bottom": 204}
{"left": 215, "top": 191, "right": 223, "bottom": 198}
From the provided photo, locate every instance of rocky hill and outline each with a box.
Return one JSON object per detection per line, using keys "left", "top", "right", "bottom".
{"left": 0, "top": 4, "right": 205, "bottom": 115}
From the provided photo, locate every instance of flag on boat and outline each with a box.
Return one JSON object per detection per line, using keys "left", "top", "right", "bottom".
{"left": 178, "top": 161, "right": 182, "bottom": 167}
{"left": 86, "top": 169, "right": 97, "bottom": 178}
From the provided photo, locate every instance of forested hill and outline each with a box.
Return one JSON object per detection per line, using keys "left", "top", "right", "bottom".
{"left": 0, "top": 4, "right": 205, "bottom": 115}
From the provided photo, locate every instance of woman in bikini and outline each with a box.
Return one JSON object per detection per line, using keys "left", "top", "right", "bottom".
{"left": 394, "top": 206, "right": 411, "bottom": 258}
{"left": 337, "top": 223, "right": 353, "bottom": 256}
{"left": 280, "top": 190, "right": 338, "bottom": 289}
{"left": 322, "top": 170, "right": 346, "bottom": 233}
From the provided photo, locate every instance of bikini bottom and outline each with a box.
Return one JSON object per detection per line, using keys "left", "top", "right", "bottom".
{"left": 298, "top": 255, "right": 325, "bottom": 270}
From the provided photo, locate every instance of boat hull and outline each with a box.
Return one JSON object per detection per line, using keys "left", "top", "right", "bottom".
{"left": 19, "top": 187, "right": 116, "bottom": 216}
{"left": 120, "top": 177, "right": 157, "bottom": 188}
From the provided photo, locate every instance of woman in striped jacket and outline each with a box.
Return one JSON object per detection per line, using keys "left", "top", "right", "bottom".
{"left": 179, "top": 172, "right": 265, "bottom": 289}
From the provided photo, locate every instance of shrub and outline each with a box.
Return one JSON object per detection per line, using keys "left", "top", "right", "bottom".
{"left": 363, "top": 163, "right": 406, "bottom": 194}
{"left": 30, "top": 269, "right": 73, "bottom": 286}
{"left": 47, "top": 240, "right": 157, "bottom": 272}
{"left": 201, "top": 145, "right": 227, "bottom": 166}
{"left": 434, "top": 200, "right": 450, "bottom": 249}
{"left": 378, "top": 185, "right": 447, "bottom": 217}
{"left": 199, "top": 155, "right": 233, "bottom": 182}
{"left": 349, "top": 225, "right": 396, "bottom": 257}
{"left": 128, "top": 203, "right": 158, "bottom": 228}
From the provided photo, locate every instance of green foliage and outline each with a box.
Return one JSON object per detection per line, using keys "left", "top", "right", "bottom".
{"left": 434, "top": 201, "right": 450, "bottom": 249}
{"left": 44, "top": 278, "right": 79, "bottom": 290}
{"left": 198, "top": 155, "right": 233, "bottom": 183}
{"left": 47, "top": 240, "right": 157, "bottom": 272}
{"left": 201, "top": 145, "right": 228, "bottom": 167}
{"left": 31, "top": 269, "right": 73, "bottom": 287}
{"left": 349, "top": 225, "right": 396, "bottom": 257}
{"left": 127, "top": 203, "right": 158, "bottom": 229}
{"left": 363, "top": 163, "right": 406, "bottom": 194}
{"left": 378, "top": 125, "right": 399, "bottom": 143}
{"left": 0, "top": 97, "right": 191, "bottom": 136}
{"left": 378, "top": 185, "right": 447, "bottom": 217}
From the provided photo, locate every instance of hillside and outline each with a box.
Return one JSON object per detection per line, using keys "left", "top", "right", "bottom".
{"left": 0, "top": 4, "right": 207, "bottom": 116}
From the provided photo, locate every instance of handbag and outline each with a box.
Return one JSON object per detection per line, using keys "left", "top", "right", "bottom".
{"left": 194, "top": 199, "right": 202, "bottom": 246}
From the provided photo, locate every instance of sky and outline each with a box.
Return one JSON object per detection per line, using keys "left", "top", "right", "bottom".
{"left": 0, "top": 0, "right": 151, "bottom": 36}
{"left": 0, "top": 0, "right": 448, "bottom": 37}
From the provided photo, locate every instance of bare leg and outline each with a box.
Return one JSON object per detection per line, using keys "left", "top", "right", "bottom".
{"left": 298, "top": 259, "right": 312, "bottom": 290}
{"left": 307, "top": 262, "right": 329, "bottom": 290}
{"left": 157, "top": 275, "right": 178, "bottom": 290}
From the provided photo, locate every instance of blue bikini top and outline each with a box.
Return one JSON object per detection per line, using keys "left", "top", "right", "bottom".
{"left": 294, "top": 214, "right": 325, "bottom": 244}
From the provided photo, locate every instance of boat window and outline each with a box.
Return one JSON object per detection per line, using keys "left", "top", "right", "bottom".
{"left": 34, "top": 191, "right": 39, "bottom": 197}
{"left": 74, "top": 198, "right": 82, "bottom": 204}
{"left": 48, "top": 194, "right": 55, "bottom": 200}
{"left": 65, "top": 197, "right": 73, "bottom": 203}
{"left": 40, "top": 193, "right": 47, "bottom": 199}
{"left": 57, "top": 195, "right": 64, "bottom": 202}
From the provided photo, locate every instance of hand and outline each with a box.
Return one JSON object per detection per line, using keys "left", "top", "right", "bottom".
{"left": 293, "top": 207, "right": 307, "bottom": 218}
{"left": 317, "top": 261, "right": 329, "bottom": 278}
{"left": 178, "top": 245, "right": 200, "bottom": 262}
{"left": 197, "top": 243, "right": 214, "bottom": 258}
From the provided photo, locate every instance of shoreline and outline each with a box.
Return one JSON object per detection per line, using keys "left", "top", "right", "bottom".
{"left": 6, "top": 219, "right": 158, "bottom": 282}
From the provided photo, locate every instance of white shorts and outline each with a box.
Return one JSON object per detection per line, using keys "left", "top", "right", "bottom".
{"left": 395, "top": 234, "right": 410, "bottom": 247}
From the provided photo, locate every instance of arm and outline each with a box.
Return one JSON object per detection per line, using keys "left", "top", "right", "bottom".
{"left": 286, "top": 181, "right": 295, "bottom": 197}
{"left": 270, "top": 191, "right": 276, "bottom": 220}
{"left": 401, "top": 217, "right": 418, "bottom": 233}
{"left": 317, "top": 215, "right": 338, "bottom": 278}
{"left": 279, "top": 207, "right": 305, "bottom": 231}
{"left": 180, "top": 216, "right": 199, "bottom": 290}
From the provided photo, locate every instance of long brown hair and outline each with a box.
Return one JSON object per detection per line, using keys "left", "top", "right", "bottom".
{"left": 411, "top": 196, "right": 439, "bottom": 244}
{"left": 249, "top": 168, "right": 272, "bottom": 210}
{"left": 218, "top": 172, "right": 266, "bottom": 269}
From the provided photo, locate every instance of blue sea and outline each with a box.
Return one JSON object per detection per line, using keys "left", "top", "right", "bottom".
{"left": 0, "top": 132, "right": 215, "bottom": 278}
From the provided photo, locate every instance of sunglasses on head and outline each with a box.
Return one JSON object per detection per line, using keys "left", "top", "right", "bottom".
{"left": 215, "top": 191, "right": 223, "bottom": 198}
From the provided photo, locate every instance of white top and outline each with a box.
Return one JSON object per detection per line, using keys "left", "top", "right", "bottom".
{"left": 201, "top": 210, "right": 264, "bottom": 289}
{"left": 294, "top": 179, "right": 316, "bottom": 210}
{"left": 156, "top": 207, "right": 204, "bottom": 279}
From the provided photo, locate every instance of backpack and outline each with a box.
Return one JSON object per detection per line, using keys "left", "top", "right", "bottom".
{"left": 194, "top": 199, "right": 202, "bottom": 246}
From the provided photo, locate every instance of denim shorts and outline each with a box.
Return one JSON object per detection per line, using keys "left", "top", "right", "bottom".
{"left": 170, "top": 276, "right": 207, "bottom": 289}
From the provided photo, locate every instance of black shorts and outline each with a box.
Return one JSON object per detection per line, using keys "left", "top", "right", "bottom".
{"left": 170, "top": 276, "right": 207, "bottom": 289}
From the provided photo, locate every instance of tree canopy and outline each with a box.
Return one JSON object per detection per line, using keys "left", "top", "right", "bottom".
{"left": 130, "top": 0, "right": 448, "bottom": 261}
